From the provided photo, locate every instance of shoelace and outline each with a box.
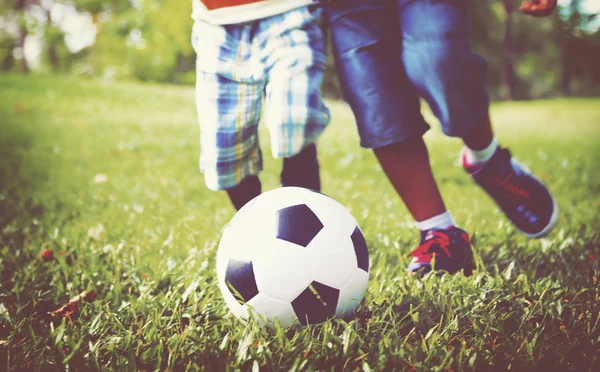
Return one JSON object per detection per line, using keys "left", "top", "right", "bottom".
{"left": 411, "top": 231, "right": 452, "bottom": 263}
{"left": 485, "top": 172, "right": 530, "bottom": 202}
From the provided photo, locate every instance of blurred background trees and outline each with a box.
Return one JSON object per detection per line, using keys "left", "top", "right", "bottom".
{"left": 471, "top": 0, "right": 600, "bottom": 99}
{"left": 0, "top": 0, "right": 598, "bottom": 100}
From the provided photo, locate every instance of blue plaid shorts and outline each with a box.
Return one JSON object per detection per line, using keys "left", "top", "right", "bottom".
{"left": 192, "top": 6, "right": 330, "bottom": 191}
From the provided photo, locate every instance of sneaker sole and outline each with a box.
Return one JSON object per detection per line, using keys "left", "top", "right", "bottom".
{"left": 520, "top": 196, "right": 559, "bottom": 239}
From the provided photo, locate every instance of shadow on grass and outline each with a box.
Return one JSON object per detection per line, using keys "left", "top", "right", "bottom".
{"left": 0, "top": 102, "right": 58, "bottom": 368}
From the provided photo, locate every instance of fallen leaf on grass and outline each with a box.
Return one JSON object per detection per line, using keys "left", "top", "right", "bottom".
{"left": 85, "top": 291, "right": 98, "bottom": 302}
{"left": 40, "top": 249, "right": 54, "bottom": 261}
{"left": 14, "top": 104, "right": 27, "bottom": 113}
{"left": 52, "top": 291, "right": 97, "bottom": 320}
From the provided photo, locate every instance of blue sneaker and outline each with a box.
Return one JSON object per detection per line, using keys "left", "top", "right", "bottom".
{"left": 463, "top": 147, "right": 558, "bottom": 238}
{"left": 408, "top": 227, "right": 474, "bottom": 275}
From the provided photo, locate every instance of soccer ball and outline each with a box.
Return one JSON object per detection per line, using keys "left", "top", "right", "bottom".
{"left": 216, "top": 187, "right": 369, "bottom": 327}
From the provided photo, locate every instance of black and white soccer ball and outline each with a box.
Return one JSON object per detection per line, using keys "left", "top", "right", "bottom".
{"left": 216, "top": 187, "right": 369, "bottom": 327}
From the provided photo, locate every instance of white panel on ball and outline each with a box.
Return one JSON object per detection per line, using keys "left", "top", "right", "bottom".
{"left": 216, "top": 225, "right": 256, "bottom": 270}
{"left": 216, "top": 187, "right": 370, "bottom": 327}
{"left": 252, "top": 239, "right": 314, "bottom": 303}
{"left": 245, "top": 293, "right": 298, "bottom": 328}
{"left": 309, "top": 249, "right": 357, "bottom": 290}
{"left": 335, "top": 269, "right": 369, "bottom": 319}
{"left": 305, "top": 192, "right": 357, "bottom": 236}
{"left": 250, "top": 187, "right": 312, "bottom": 236}
{"left": 305, "top": 221, "right": 349, "bottom": 257}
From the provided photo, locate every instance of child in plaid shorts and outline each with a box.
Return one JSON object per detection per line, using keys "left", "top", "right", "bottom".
{"left": 191, "top": 0, "right": 331, "bottom": 210}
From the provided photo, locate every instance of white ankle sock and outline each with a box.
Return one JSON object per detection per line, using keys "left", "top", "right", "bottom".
{"left": 414, "top": 211, "right": 455, "bottom": 231}
{"left": 464, "top": 137, "right": 498, "bottom": 165}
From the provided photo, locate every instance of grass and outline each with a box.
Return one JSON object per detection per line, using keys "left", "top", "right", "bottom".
{"left": 0, "top": 74, "right": 599, "bottom": 371}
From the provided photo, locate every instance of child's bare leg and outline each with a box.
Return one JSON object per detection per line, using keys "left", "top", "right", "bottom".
{"left": 374, "top": 137, "right": 471, "bottom": 275}
{"left": 462, "top": 114, "right": 494, "bottom": 151}
{"left": 281, "top": 143, "right": 320, "bottom": 191}
{"left": 373, "top": 137, "right": 446, "bottom": 222}
{"left": 226, "top": 143, "right": 320, "bottom": 211}
{"left": 462, "top": 114, "right": 499, "bottom": 166}
{"left": 226, "top": 175, "right": 261, "bottom": 211}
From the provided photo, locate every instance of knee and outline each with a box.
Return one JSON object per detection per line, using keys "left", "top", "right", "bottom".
{"left": 404, "top": 46, "right": 489, "bottom": 137}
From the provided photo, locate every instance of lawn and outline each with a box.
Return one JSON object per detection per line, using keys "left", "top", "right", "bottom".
{"left": 0, "top": 74, "right": 599, "bottom": 371}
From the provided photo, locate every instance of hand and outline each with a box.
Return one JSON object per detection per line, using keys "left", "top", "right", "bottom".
{"left": 519, "top": 0, "right": 558, "bottom": 17}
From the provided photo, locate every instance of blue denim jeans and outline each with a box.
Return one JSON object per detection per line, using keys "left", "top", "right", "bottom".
{"left": 325, "top": 0, "right": 489, "bottom": 148}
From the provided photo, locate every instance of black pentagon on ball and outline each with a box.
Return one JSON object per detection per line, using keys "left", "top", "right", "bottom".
{"left": 351, "top": 227, "right": 369, "bottom": 272}
{"left": 276, "top": 204, "right": 323, "bottom": 248}
{"left": 291, "top": 281, "right": 339, "bottom": 325}
{"left": 225, "top": 259, "right": 259, "bottom": 304}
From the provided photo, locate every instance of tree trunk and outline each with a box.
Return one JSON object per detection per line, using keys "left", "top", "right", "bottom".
{"left": 18, "top": 24, "right": 29, "bottom": 74}
{"left": 46, "top": 7, "right": 60, "bottom": 71}
{"left": 558, "top": 1, "right": 582, "bottom": 96}
{"left": 88, "top": 12, "right": 101, "bottom": 72}
{"left": 559, "top": 33, "right": 573, "bottom": 96}
{"left": 1, "top": 40, "right": 16, "bottom": 71}
{"left": 16, "top": 0, "right": 32, "bottom": 74}
{"left": 502, "top": 0, "right": 517, "bottom": 100}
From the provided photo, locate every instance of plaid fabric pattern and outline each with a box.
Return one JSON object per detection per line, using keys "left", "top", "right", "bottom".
{"left": 192, "top": 6, "right": 330, "bottom": 191}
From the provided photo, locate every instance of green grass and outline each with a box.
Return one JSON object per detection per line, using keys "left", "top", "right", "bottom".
{"left": 1, "top": 74, "right": 599, "bottom": 371}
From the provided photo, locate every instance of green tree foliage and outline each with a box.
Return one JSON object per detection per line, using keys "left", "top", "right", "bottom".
{"left": 556, "top": 0, "right": 600, "bottom": 95}
{"left": 69, "top": 0, "right": 194, "bottom": 83}
{"left": 1, "top": 0, "right": 598, "bottom": 99}
{"left": 0, "top": 30, "right": 17, "bottom": 72}
{"left": 0, "top": 0, "right": 38, "bottom": 73}
{"left": 125, "top": 0, "right": 195, "bottom": 83}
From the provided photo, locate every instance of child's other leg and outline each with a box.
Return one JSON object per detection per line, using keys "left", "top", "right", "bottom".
{"left": 327, "top": 0, "right": 446, "bottom": 223}
{"left": 374, "top": 138, "right": 446, "bottom": 222}
{"left": 225, "top": 175, "right": 261, "bottom": 211}
{"left": 400, "top": 0, "right": 557, "bottom": 238}
{"left": 261, "top": 6, "right": 330, "bottom": 192}
{"left": 462, "top": 114, "right": 494, "bottom": 152}
{"left": 281, "top": 143, "right": 320, "bottom": 191}
{"left": 326, "top": 0, "right": 472, "bottom": 275}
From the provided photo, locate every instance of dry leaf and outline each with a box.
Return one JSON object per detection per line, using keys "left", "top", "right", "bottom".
{"left": 14, "top": 104, "right": 26, "bottom": 113}
{"left": 40, "top": 249, "right": 54, "bottom": 261}
{"left": 52, "top": 291, "right": 97, "bottom": 320}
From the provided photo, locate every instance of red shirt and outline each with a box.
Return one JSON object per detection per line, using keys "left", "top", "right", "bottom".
{"left": 201, "top": 0, "right": 266, "bottom": 10}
